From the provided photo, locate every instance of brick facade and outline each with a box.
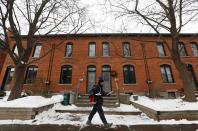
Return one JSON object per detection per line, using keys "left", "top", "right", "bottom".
{"left": 0, "top": 34, "right": 198, "bottom": 96}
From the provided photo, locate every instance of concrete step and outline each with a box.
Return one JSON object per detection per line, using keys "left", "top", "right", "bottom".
{"left": 75, "top": 103, "right": 120, "bottom": 108}
{"left": 76, "top": 99, "right": 118, "bottom": 103}
{"left": 80, "top": 94, "right": 117, "bottom": 97}
{"left": 77, "top": 96, "right": 118, "bottom": 100}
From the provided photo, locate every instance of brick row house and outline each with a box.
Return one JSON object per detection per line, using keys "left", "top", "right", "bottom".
{"left": 0, "top": 33, "right": 198, "bottom": 98}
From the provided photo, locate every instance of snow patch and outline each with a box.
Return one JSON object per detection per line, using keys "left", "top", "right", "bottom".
{"left": 131, "top": 96, "right": 198, "bottom": 111}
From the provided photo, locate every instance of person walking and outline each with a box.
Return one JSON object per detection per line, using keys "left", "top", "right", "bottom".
{"left": 86, "top": 76, "right": 113, "bottom": 128}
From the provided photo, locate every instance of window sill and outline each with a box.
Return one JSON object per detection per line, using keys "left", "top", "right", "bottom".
{"left": 88, "top": 56, "right": 97, "bottom": 58}
{"left": 123, "top": 84, "right": 137, "bottom": 86}
{"left": 123, "top": 56, "right": 132, "bottom": 58}
{"left": 158, "top": 56, "right": 169, "bottom": 58}
{"left": 58, "top": 84, "right": 72, "bottom": 86}
{"left": 163, "top": 83, "right": 176, "bottom": 84}
{"left": 101, "top": 56, "right": 111, "bottom": 58}
{"left": 180, "top": 56, "right": 190, "bottom": 58}
{"left": 32, "top": 57, "right": 40, "bottom": 59}
{"left": 64, "top": 57, "right": 72, "bottom": 59}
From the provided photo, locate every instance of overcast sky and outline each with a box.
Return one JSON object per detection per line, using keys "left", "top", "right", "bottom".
{"left": 80, "top": 0, "right": 198, "bottom": 33}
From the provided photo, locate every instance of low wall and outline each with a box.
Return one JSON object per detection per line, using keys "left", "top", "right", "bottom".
{"left": 132, "top": 102, "right": 198, "bottom": 121}
{"left": 0, "top": 104, "right": 53, "bottom": 120}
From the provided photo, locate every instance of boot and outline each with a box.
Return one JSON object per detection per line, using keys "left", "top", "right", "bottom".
{"left": 104, "top": 122, "right": 113, "bottom": 128}
{"left": 86, "top": 120, "right": 92, "bottom": 125}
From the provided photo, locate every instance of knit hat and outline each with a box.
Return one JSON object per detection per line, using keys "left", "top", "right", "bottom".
{"left": 98, "top": 76, "right": 104, "bottom": 82}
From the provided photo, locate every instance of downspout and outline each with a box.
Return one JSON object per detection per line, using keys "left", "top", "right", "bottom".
{"left": 141, "top": 43, "right": 152, "bottom": 97}
{"left": 46, "top": 43, "right": 55, "bottom": 96}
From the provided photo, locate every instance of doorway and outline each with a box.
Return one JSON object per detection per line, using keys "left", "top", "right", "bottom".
{"left": 102, "top": 65, "right": 112, "bottom": 92}
{"left": 87, "top": 65, "right": 96, "bottom": 92}
{"left": 187, "top": 64, "right": 198, "bottom": 90}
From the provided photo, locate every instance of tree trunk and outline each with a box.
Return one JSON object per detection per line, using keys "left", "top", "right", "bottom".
{"left": 172, "top": 53, "right": 196, "bottom": 102}
{"left": 7, "top": 64, "right": 26, "bottom": 101}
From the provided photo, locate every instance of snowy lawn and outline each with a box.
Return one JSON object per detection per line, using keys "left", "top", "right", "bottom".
{"left": 131, "top": 96, "right": 198, "bottom": 111}
{"left": 0, "top": 92, "right": 63, "bottom": 108}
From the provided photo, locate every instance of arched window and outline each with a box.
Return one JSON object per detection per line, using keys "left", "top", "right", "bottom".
{"left": 160, "top": 64, "right": 174, "bottom": 83}
{"left": 186, "top": 64, "right": 198, "bottom": 89}
{"left": 12, "top": 45, "right": 18, "bottom": 56}
{"left": 32, "top": 44, "right": 42, "bottom": 58}
{"left": 87, "top": 65, "right": 96, "bottom": 92}
{"left": 25, "top": 65, "right": 38, "bottom": 84}
{"left": 1, "top": 66, "right": 15, "bottom": 90}
{"left": 191, "top": 42, "right": 198, "bottom": 56}
{"left": 123, "top": 65, "right": 136, "bottom": 84}
{"left": 178, "top": 42, "right": 188, "bottom": 56}
{"left": 102, "top": 65, "right": 111, "bottom": 92}
{"left": 65, "top": 42, "right": 73, "bottom": 57}
{"left": 60, "top": 65, "right": 72, "bottom": 84}
{"left": 102, "top": 42, "right": 110, "bottom": 56}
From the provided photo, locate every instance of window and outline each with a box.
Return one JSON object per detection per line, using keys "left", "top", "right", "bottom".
{"left": 32, "top": 44, "right": 42, "bottom": 58}
{"left": 123, "top": 65, "right": 136, "bottom": 84}
{"left": 123, "top": 42, "right": 131, "bottom": 57}
{"left": 65, "top": 43, "right": 73, "bottom": 57}
{"left": 191, "top": 42, "right": 198, "bottom": 57}
{"left": 12, "top": 45, "right": 18, "bottom": 56}
{"left": 157, "top": 42, "right": 166, "bottom": 57}
{"left": 168, "top": 92, "right": 176, "bottom": 99}
{"left": 25, "top": 66, "right": 38, "bottom": 84}
{"left": 102, "top": 42, "right": 109, "bottom": 56}
{"left": 160, "top": 64, "right": 174, "bottom": 83}
{"left": 178, "top": 42, "right": 187, "bottom": 56}
{"left": 87, "top": 65, "right": 96, "bottom": 92}
{"left": 89, "top": 42, "right": 96, "bottom": 57}
{"left": 60, "top": 65, "right": 72, "bottom": 84}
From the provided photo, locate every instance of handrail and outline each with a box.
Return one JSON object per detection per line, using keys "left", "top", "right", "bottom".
{"left": 114, "top": 78, "right": 120, "bottom": 107}
{"left": 75, "top": 79, "right": 82, "bottom": 103}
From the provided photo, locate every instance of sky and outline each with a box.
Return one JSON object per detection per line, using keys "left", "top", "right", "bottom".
{"left": 80, "top": 0, "right": 198, "bottom": 33}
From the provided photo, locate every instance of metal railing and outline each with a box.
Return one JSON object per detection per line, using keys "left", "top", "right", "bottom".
{"left": 75, "top": 79, "right": 82, "bottom": 103}
{"left": 115, "top": 78, "right": 120, "bottom": 107}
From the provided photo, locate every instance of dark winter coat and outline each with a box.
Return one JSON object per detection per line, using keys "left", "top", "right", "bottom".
{"left": 88, "top": 84, "right": 108, "bottom": 105}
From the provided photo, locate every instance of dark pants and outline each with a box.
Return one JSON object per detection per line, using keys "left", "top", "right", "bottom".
{"left": 88, "top": 103, "right": 107, "bottom": 124}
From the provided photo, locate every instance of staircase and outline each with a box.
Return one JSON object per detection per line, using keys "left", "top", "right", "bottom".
{"left": 75, "top": 94, "right": 120, "bottom": 108}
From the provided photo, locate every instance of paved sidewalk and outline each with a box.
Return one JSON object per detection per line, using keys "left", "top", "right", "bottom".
{"left": 0, "top": 124, "right": 198, "bottom": 131}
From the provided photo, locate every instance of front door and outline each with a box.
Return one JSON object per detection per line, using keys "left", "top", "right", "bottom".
{"left": 87, "top": 65, "right": 96, "bottom": 92}
{"left": 187, "top": 64, "right": 198, "bottom": 90}
{"left": 1, "top": 67, "right": 15, "bottom": 91}
{"left": 102, "top": 65, "right": 111, "bottom": 92}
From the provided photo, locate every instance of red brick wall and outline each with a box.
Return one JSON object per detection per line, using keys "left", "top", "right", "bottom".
{"left": 0, "top": 34, "right": 198, "bottom": 94}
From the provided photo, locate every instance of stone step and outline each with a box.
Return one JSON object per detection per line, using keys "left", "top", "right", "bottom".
{"left": 76, "top": 99, "right": 118, "bottom": 103}
{"left": 80, "top": 94, "right": 117, "bottom": 97}
{"left": 77, "top": 96, "right": 118, "bottom": 100}
{"left": 75, "top": 103, "right": 120, "bottom": 108}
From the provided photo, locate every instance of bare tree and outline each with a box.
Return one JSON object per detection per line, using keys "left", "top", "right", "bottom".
{"left": 0, "top": 0, "right": 90, "bottom": 100}
{"left": 105, "top": 0, "right": 198, "bottom": 102}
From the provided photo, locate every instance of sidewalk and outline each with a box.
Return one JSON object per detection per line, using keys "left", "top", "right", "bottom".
{"left": 0, "top": 124, "right": 198, "bottom": 131}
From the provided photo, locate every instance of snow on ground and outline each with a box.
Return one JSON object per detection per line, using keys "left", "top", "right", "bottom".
{"left": 0, "top": 92, "right": 63, "bottom": 108}
{"left": 0, "top": 105, "right": 198, "bottom": 126}
{"left": 0, "top": 93, "right": 198, "bottom": 126}
{"left": 55, "top": 103, "right": 140, "bottom": 112}
{"left": 131, "top": 96, "right": 198, "bottom": 111}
